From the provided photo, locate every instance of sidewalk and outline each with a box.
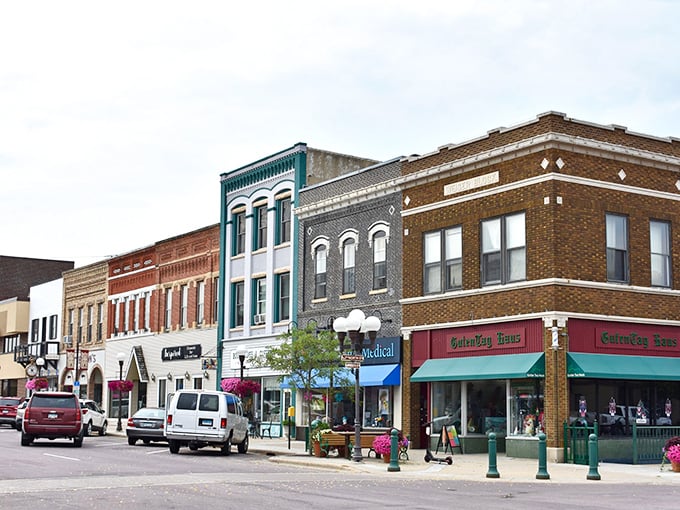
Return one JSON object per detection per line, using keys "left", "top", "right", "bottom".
{"left": 107, "top": 423, "right": 679, "bottom": 484}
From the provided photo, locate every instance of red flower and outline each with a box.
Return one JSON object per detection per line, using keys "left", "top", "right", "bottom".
{"left": 220, "top": 378, "right": 261, "bottom": 397}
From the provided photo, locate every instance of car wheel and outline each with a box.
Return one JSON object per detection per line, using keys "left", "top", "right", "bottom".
{"left": 221, "top": 435, "right": 232, "bottom": 456}
{"left": 74, "top": 431, "right": 84, "bottom": 448}
{"left": 84, "top": 421, "right": 93, "bottom": 437}
{"left": 237, "top": 432, "right": 249, "bottom": 454}
{"left": 20, "top": 432, "right": 32, "bottom": 446}
{"left": 99, "top": 421, "right": 107, "bottom": 436}
{"left": 128, "top": 437, "right": 137, "bottom": 446}
{"left": 169, "top": 440, "right": 180, "bottom": 454}
{"left": 189, "top": 444, "right": 198, "bottom": 451}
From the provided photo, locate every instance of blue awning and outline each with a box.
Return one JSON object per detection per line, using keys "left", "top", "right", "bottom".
{"left": 359, "top": 364, "right": 401, "bottom": 386}
{"left": 280, "top": 369, "right": 355, "bottom": 389}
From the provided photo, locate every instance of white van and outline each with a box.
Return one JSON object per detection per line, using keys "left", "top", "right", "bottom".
{"left": 165, "top": 390, "right": 249, "bottom": 455}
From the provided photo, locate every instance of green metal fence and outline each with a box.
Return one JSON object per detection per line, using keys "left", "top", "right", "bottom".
{"left": 564, "top": 421, "right": 598, "bottom": 465}
{"left": 631, "top": 424, "right": 680, "bottom": 464}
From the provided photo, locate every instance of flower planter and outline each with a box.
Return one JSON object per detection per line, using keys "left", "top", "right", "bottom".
{"left": 312, "top": 441, "right": 327, "bottom": 457}
{"left": 672, "top": 461, "right": 680, "bottom": 473}
{"left": 382, "top": 453, "right": 391, "bottom": 463}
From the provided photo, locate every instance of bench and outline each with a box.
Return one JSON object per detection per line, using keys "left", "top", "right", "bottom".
{"left": 319, "top": 433, "right": 349, "bottom": 457}
{"left": 347, "top": 434, "right": 381, "bottom": 458}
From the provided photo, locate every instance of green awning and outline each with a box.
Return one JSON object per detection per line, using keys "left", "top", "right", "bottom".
{"left": 410, "top": 353, "right": 544, "bottom": 382}
{"left": 567, "top": 353, "right": 680, "bottom": 381}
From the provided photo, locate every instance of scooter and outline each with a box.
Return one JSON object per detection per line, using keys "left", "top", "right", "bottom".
{"left": 423, "top": 420, "right": 453, "bottom": 465}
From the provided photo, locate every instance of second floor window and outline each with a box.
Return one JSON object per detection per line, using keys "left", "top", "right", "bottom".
{"left": 97, "top": 302, "right": 104, "bottom": 341}
{"left": 31, "top": 318, "right": 39, "bottom": 342}
{"left": 650, "top": 219, "right": 671, "bottom": 287}
{"left": 49, "top": 315, "right": 57, "bottom": 339}
{"left": 277, "top": 272, "right": 290, "bottom": 321}
{"left": 255, "top": 205, "right": 268, "bottom": 250}
{"left": 180, "top": 285, "right": 188, "bottom": 328}
{"left": 233, "top": 210, "right": 246, "bottom": 255}
{"left": 87, "top": 305, "right": 93, "bottom": 341}
{"left": 277, "top": 196, "right": 291, "bottom": 244}
{"left": 315, "top": 245, "right": 327, "bottom": 299}
{"left": 253, "top": 278, "right": 267, "bottom": 322}
{"left": 233, "top": 281, "right": 244, "bottom": 328}
{"left": 373, "top": 231, "right": 387, "bottom": 290}
{"left": 482, "top": 212, "right": 526, "bottom": 285}
{"left": 78, "top": 307, "right": 84, "bottom": 342}
{"left": 606, "top": 213, "right": 629, "bottom": 283}
{"left": 196, "top": 281, "right": 205, "bottom": 325}
{"left": 68, "top": 309, "right": 74, "bottom": 337}
{"left": 343, "top": 239, "right": 356, "bottom": 294}
{"left": 164, "top": 288, "right": 172, "bottom": 330}
{"left": 424, "top": 226, "right": 462, "bottom": 293}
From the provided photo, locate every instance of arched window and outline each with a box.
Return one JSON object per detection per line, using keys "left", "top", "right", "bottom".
{"left": 342, "top": 239, "right": 356, "bottom": 294}
{"left": 372, "top": 231, "right": 387, "bottom": 289}
{"left": 315, "top": 245, "right": 327, "bottom": 299}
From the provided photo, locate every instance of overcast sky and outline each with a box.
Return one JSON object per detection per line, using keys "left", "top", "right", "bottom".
{"left": 2, "top": 1, "right": 679, "bottom": 268}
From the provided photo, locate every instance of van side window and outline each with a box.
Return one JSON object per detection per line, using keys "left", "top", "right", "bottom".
{"left": 225, "top": 394, "right": 237, "bottom": 414}
{"left": 176, "top": 393, "right": 198, "bottom": 410}
{"left": 199, "top": 394, "right": 219, "bottom": 412}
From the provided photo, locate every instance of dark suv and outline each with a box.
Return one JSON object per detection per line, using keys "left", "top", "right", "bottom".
{"left": 22, "top": 392, "right": 84, "bottom": 447}
{"left": 0, "top": 397, "right": 24, "bottom": 427}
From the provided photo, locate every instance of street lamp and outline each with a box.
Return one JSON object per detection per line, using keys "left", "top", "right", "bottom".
{"left": 333, "top": 309, "right": 381, "bottom": 462}
{"left": 116, "top": 352, "right": 125, "bottom": 432}
{"left": 235, "top": 346, "right": 247, "bottom": 381}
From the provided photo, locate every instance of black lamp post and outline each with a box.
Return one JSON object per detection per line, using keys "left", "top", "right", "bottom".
{"left": 236, "top": 346, "right": 247, "bottom": 381}
{"left": 333, "top": 309, "right": 381, "bottom": 462}
{"left": 116, "top": 352, "right": 125, "bottom": 432}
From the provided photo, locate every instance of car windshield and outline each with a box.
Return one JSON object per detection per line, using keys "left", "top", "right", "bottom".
{"left": 0, "top": 398, "right": 20, "bottom": 406}
{"left": 134, "top": 408, "right": 165, "bottom": 419}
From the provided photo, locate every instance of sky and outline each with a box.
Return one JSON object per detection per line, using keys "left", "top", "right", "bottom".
{"left": 2, "top": 1, "right": 680, "bottom": 268}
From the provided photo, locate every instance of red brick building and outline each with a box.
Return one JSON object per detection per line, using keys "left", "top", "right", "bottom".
{"left": 400, "top": 112, "right": 680, "bottom": 461}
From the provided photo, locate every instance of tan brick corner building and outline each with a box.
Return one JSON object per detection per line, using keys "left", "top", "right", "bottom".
{"left": 400, "top": 111, "right": 680, "bottom": 462}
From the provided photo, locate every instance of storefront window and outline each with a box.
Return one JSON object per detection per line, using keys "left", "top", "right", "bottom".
{"left": 364, "top": 386, "right": 392, "bottom": 427}
{"left": 510, "top": 380, "right": 543, "bottom": 436}
{"left": 431, "top": 381, "right": 461, "bottom": 434}
{"left": 262, "top": 376, "right": 281, "bottom": 422}
{"left": 467, "top": 381, "right": 508, "bottom": 436}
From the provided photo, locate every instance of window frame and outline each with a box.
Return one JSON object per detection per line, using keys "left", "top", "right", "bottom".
{"left": 179, "top": 284, "right": 188, "bottom": 328}
{"left": 254, "top": 203, "right": 268, "bottom": 250}
{"left": 277, "top": 196, "right": 292, "bottom": 245}
{"left": 481, "top": 212, "right": 526, "bottom": 286}
{"left": 233, "top": 210, "right": 246, "bottom": 256}
{"left": 276, "top": 272, "right": 290, "bottom": 322}
{"left": 372, "top": 231, "right": 387, "bottom": 290}
{"left": 650, "top": 219, "right": 671, "bottom": 288}
{"left": 342, "top": 238, "right": 356, "bottom": 295}
{"left": 424, "top": 226, "right": 462, "bottom": 294}
{"left": 196, "top": 280, "right": 205, "bottom": 325}
{"left": 252, "top": 277, "right": 267, "bottom": 324}
{"left": 314, "top": 245, "right": 327, "bottom": 299}
{"left": 606, "top": 213, "right": 629, "bottom": 283}
{"left": 232, "top": 281, "right": 244, "bottom": 328}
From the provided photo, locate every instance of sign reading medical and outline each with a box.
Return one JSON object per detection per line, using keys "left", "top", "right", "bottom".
{"left": 447, "top": 327, "right": 526, "bottom": 353}
{"left": 361, "top": 337, "right": 401, "bottom": 366}
{"left": 162, "top": 344, "right": 202, "bottom": 361}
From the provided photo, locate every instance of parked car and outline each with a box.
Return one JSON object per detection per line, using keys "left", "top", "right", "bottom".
{"left": 80, "top": 399, "right": 108, "bottom": 436}
{"left": 21, "top": 392, "right": 84, "bottom": 447}
{"left": 127, "top": 407, "right": 166, "bottom": 445}
{"left": 14, "top": 400, "right": 28, "bottom": 430}
{"left": 165, "top": 390, "right": 249, "bottom": 455}
{"left": 0, "top": 397, "right": 23, "bottom": 428}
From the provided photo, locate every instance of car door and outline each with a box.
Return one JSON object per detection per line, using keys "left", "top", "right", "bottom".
{"left": 87, "top": 402, "right": 104, "bottom": 429}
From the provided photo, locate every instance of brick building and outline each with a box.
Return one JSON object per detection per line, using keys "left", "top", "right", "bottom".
{"left": 295, "top": 158, "right": 404, "bottom": 432}
{"left": 400, "top": 112, "right": 680, "bottom": 461}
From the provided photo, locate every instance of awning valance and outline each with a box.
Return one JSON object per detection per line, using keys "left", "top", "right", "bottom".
{"left": 410, "top": 353, "right": 545, "bottom": 382}
{"left": 359, "top": 364, "right": 400, "bottom": 386}
{"left": 567, "top": 353, "right": 680, "bottom": 381}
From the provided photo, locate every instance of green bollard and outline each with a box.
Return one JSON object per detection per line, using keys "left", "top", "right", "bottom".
{"left": 587, "top": 433, "right": 601, "bottom": 480}
{"left": 536, "top": 433, "right": 550, "bottom": 479}
{"left": 388, "top": 428, "right": 401, "bottom": 472}
{"left": 486, "top": 432, "right": 500, "bottom": 478}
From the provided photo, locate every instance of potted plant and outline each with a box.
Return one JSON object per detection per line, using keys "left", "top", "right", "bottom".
{"left": 372, "top": 431, "right": 409, "bottom": 463}
{"left": 310, "top": 420, "right": 331, "bottom": 457}
{"left": 663, "top": 436, "right": 680, "bottom": 471}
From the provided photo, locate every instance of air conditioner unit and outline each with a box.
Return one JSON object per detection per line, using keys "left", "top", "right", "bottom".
{"left": 253, "top": 314, "right": 266, "bottom": 325}
{"left": 63, "top": 335, "right": 72, "bottom": 346}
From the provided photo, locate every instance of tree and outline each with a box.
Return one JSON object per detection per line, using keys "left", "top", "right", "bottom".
{"left": 254, "top": 323, "right": 352, "bottom": 446}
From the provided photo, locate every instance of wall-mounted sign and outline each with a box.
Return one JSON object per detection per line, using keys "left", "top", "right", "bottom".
{"left": 446, "top": 327, "right": 526, "bottom": 353}
{"left": 362, "top": 337, "right": 401, "bottom": 366}
{"left": 161, "top": 344, "right": 202, "bottom": 362}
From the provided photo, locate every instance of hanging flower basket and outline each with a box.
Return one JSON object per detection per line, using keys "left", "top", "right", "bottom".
{"left": 108, "top": 380, "right": 134, "bottom": 392}
{"left": 25, "top": 378, "right": 49, "bottom": 391}
{"left": 220, "top": 378, "right": 261, "bottom": 397}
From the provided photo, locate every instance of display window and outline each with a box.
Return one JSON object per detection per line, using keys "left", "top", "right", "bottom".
{"left": 364, "top": 386, "right": 392, "bottom": 427}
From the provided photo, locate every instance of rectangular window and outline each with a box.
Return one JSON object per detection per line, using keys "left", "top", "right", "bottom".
{"left": 277, "top": 196, "right": 291, "bottom": 244}
{"left": 315, "top": 246, "right": 327, "bottom": 299}
{"left": 180, "top": 284, "right": 188, "bottom": 328}
{"left": 481, "top": 212, "right": 526, "bottom": 285}
{"left": 78, "top": 307, "right": 84, "bottom": 342}
{"left": 650, "top": 219, "right": 671, "bottom": 287}
{"left": 253, "top": 278, "right": 267, "bottom": 323}
{"left": 196, "top": 281, "right": 205, "bottom": 325}
{"left": 143, "top": 295, "right": 150, "bottom": 331}
{"left": 97, "top": 303, "right": 104, "bottom": 341}
{"left": 255, "top": 204, "right": 268, "bottom": 250}
{"left": 113, "top": 302, "right": 119, "bottom": 335}
{"left": 424, "top": 227, "right": 462, "bottom": 294}
{"left": 343, "top": 240, "right": 356, "bottom": 294}
{"left": 31, "top": 318, "right": 40, "bottom": 342}
{"left": 233, "top": 211, "right": 246, "bottom": 255}
{"left": 164, "top": 288, "right": 172, "bottom": 330}
{"left": 41, "top": 317, "right": 47, "bottom": 342}
{"left": 133, "top": 297, "right": 140, "bottom": 332}
{"left": 194, "top": 377, "right": 203, "bottom": 390}
{"left": 87, "top": 305, "right": 93, "bottom": 342}
{"left": 606, "top": 213, "right": 629, "bottom": 283}
{"left": 213, "top": 277, "right": 219, "bottom": 324}
{"left": 68, "top": 309, "right": 74, "bottom": 336}
{"left": 49, "top": 315, "right": 58, "bottom": 339}
{"left": 232, "top": 281, "right": 244, "bottom": 328}
{"left": 123, "top": 298, "right": 129, "bottom": 332}
{"left": 158, "top": 379, "right": 167, "bottom": 408}
{"left": 277, "top": 272, "right": 290, "bottom": 322}
{"left": 373, "top": 232, "right": 387, "bottom": 290}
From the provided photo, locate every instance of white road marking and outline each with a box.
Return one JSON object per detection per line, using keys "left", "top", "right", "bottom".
{"left": 43, "top": 453, "right": 80, "bottom": 461}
